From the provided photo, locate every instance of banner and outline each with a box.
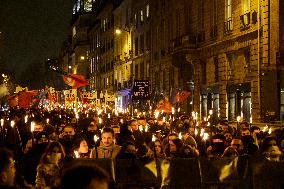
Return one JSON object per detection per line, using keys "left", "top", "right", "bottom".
{"left": 80, "top": 91, "right": 97, "bottom": 100}
{"left": 47, "top": 87, "right": 57, "bottom": 103}
{"left": 132, "top": 80, "right": 150, "bottom": 100}
{"left": 64, "top": 89, "right": 77, "bottom": 103}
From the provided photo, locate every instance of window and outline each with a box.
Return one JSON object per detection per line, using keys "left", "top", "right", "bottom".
{"left": 146, "top": 4, "right": 150, "bottom": 18}
{"left": 211, "top": 0, "right": 218, "bottom": 37}
{"left": 244, "top": 49, "right": 251, "bottom": 73}
{"left": 225, "top": 0, "right": 233, "bottom": 32}
{"left": 243, "top": 0, "right": 250, "bottom": 13}
{"left": 146, "top": 30, "right": 151, "bottom": 50}
{"left": 227, "top": 53, "right": 235, "bottom": 80}
{"left": 140, "top": 10, "right": 144, "bottom": 22}
{"left": 214, "top": 57, "right": 219, "bottom": 82}
{"left": 227, "top": 0, "right": 232, "bottom": 20}
{"left": 241, "top": 0, "right": 250, "bottom": 27}
{"left": 135, "top": 64, "right": 139, "bottom": 79}
{"left": 199, "top": 0, "right": 205, "bottom": 30}
{"left": 201, "top": 61, "right": 206, "bottom": 84}
{"left": 134, "top": 13, "right": 137, "bottom": 26}
{"left": 281, "top": 90, "right": 284, "bottom": 121}
{"left": 140, "top": 34, "right": 144, "bottom": 53}
{"left": 103, "top": 19, "right": 106, "bottom": 32}
{"left": 176, "top": 9, "right": 181, "bottom": 36}
{"left": 212, "top": 0, "right": 218, "bottom": 26}
{"left": 140, "top": 62, "right": 144, "bottom": 79}
{"left": 135, "top": 38, "right": 138, "bottom": 56}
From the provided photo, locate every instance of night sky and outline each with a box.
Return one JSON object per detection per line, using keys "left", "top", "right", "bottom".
{"left": 0, "top": 0, "right": 75, "bottom": 81}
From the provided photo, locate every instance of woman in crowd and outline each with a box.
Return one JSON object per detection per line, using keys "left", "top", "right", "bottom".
{"left": 73, "top": 137, "right": 90, "bottom": 158}
{"left": 260, "top": 136, "right": 283, "bottom": 162}
{"left": 35, "top": 141, "right": 65, "bottom": 189}
{"left": 148, "top": 139, "right": 166, "bottom": 159}
{"left": 164, "top": 138, "right": 184, "bottom": 158}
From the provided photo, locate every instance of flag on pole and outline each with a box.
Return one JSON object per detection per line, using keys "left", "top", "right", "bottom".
{"left": 18, "top": 90, "right": 38, "bottom": 109}
{"left": 63, "top": 74, "right": 89, "bottom": 89}
{"left": 175, "top": 91, "right": 191, "bottom": 103}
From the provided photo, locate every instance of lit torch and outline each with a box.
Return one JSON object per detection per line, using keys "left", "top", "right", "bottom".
{"left": 31, "top": 121, "right": 35, "bottom": 132}
{"left": 152, "top": 134, "right": 156, "bottom": 142}
{"left": 203, "top": 133, "right": 209, "bottom": 141}
{"left": 10, "top": 120, "right": 15, "bottom": 128}
{"left": 74, "top": 150, "right": 79, "bottom": 158}
{"left": 1, "top": 119, "right": 4, "bottom": 127}
{"left": 24, "top": 115, "right": 28, "bottom": 123}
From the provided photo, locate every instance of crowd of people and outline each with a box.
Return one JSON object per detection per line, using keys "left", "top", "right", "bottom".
{"left": 0, "top": 107, "right": 284, "bottom": 188}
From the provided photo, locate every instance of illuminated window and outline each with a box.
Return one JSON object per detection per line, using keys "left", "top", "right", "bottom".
{"left": 226, "top": 0, "right": 232, "bottom": 20}
{"left": 146, "top": 4, "right": 150, "bottom": 18}
{"left": 225, "top": 0, "right": 233, "bottom": 31}
{"left": 212, "top": 0, "right": 217, "bottom": 26}
{"left": 243, "top": 0, "right": 250, "bottom": 13}
{"left": 140, "top": 10, "right": 143, "bottom": 22}
{"left": 103, "top": 19, "right": 106, "bottom": 31}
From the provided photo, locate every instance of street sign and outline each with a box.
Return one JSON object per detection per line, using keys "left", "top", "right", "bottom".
{"left": 132, "top": 80, "right": 150, "bottom": 100}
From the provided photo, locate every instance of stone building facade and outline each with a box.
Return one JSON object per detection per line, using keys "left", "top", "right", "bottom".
{"left": 60, "top": 0, "right": 284, "bottom": 123}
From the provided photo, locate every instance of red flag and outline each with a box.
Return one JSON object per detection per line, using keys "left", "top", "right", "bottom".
{"left": 8, "top": 94, "right": 18, "bottom": 108}
{"left": 18, "top": 90, "right": 38, "bottom": 109}
{"left": 175, "top": 91, "right": 191, "bottom": 103}
{"left": 63, "top": 74, "right": 89, "bottom": 89}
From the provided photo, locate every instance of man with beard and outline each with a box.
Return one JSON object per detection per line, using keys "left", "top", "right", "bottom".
{"left": 59, "top": 125, "right": 76, "bottom": 159}
{"left": 90, "top": 127, "right": 121, "bottom": 159}
{"left": 224, "top": 132, "right": 233, "bottom": 148}
{"left": 85, "top": 121, "right": 101, "bottom": 148}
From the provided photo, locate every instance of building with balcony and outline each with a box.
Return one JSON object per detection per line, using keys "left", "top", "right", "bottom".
{"left": 88, "top": 0, "right": 122, "bottom": 105}
{"left": 59, "top": 0, "right": 284, "bottom": 123}
{"left": 113, "top": 0, "right": 133, "bottom": 111}
{"left": 184, "top": 0, "right": 284, "bottom": 123}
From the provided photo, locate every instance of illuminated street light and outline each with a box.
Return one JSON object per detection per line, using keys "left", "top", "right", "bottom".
{"left": 80, "top": 56, "right": 85, "bottom": 60}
